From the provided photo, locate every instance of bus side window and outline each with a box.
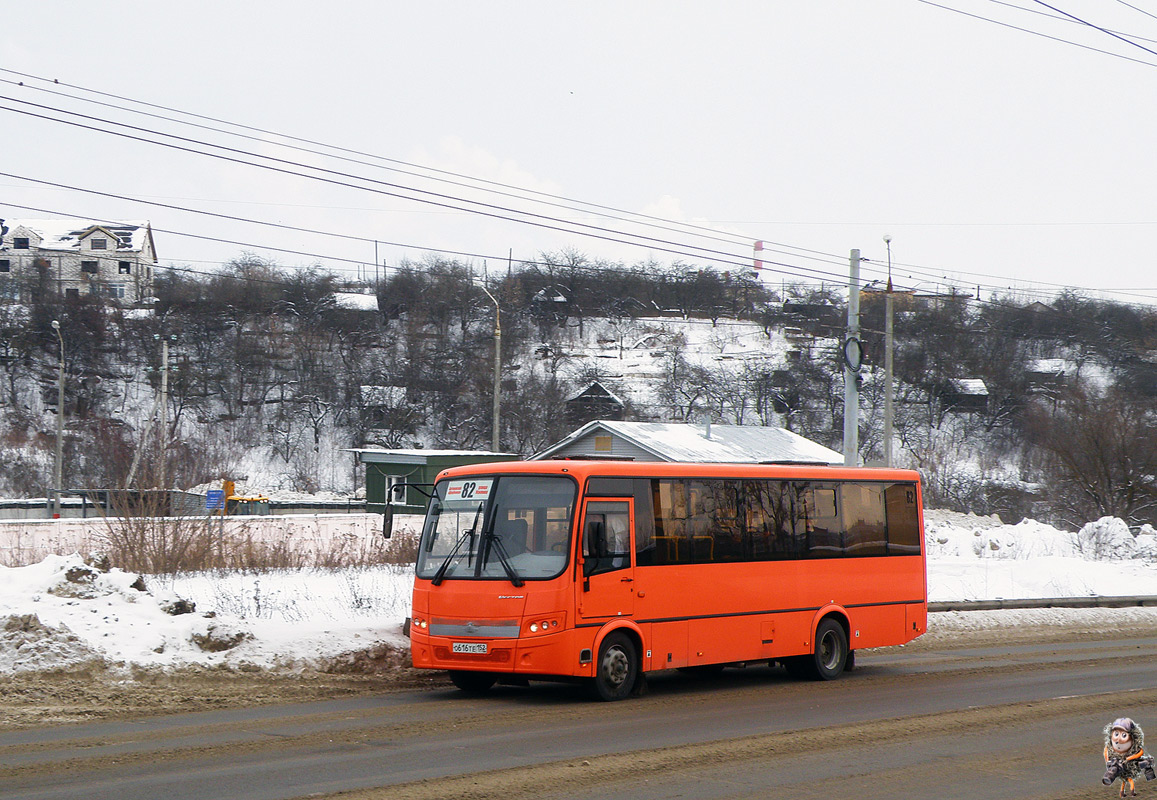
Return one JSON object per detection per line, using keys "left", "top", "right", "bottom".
{"left": 653, "top": 480, "right": 687, "bottom": 565}
{"left": 583, "top": 503, "right": 631, "bottom": 574}
{"left": 841, "top": 483, "right": 887, "bottom": 556}
{"left": 885, "top": 483, "right": 921, "bottom": 554}
{"left": 634, "top": 479, "right": 657, "bottom": 566}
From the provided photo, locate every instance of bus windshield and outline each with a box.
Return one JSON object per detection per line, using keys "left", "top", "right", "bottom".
{"left": 416, "top": 475, "right": 576, "bottom": 582}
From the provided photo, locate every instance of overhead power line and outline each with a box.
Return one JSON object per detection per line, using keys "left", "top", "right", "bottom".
{"left": 1, "top": 198, "right": 839, "bottom": 292}
{"left": 0, "top": 68, "right": 779, "bottom": 255}
{"left": 1029, "top": 0, "right": 1157, "bottom": 58}
{"left": 983, "top": 0, "right": 1157, "bottom": 45}
{"left": 4, "top": 67, "right": 1155, "bottom": 305}
{"left": 0, "top": 188, "right": 847, "bottom": 289}
{"left": 1, "top": 94, "right": 862, "bottom": 286}
{"left": 916, "top": 0, "right": 1157, "bottom": 68}
{"left": 1114, "top": 0, "right": 1157, "bottom": 24}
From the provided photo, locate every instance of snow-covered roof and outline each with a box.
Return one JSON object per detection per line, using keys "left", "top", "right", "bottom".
{"left": 951, "top": 378, "right": 989, "bottom": 396}
{"left": 359, "top": 385, "right": 405, "bottom": 406}
{"left": 334, "top": 292, "right": 378, "bottom": 312}
{"left": 566, "top": 381, "right": 625, "bottom": 405}
{"left": 1028, "top": 358, "right": 1069, "bottom": 375}
{"left": 348, "top": 448, "right": 517, "bottom": 464}
{"left": 533, "top": 420, "right": 843, "bottom": 464}
{"left": 6, "top": 219, "right": 152, "bottom": 252}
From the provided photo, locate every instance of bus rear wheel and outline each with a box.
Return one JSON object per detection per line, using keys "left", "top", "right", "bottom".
{"left": 786, "top": 618, "right": 848, "bottom": 681}
{"left": 448, "top": 670, "right": 497, "bottom": 694}
{"left": 590, "top": 632, "right": 638, "bottom": 701}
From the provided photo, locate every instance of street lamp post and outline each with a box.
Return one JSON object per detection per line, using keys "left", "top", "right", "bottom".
{"left": 50, "top": 320, "right": 64, "bottom": 518}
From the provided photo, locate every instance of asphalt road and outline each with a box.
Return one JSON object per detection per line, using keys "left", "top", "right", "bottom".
{"left": 4, "top": 633, "right": 1157, "bottom": 800}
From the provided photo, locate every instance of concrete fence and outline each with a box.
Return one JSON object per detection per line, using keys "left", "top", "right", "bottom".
{"left": 0, "top": 513, "right": 425, "bottom": 568}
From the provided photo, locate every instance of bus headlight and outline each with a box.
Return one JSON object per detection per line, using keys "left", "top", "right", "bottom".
{"left": 526, "top": 617, "right": 561, "bottom": 635}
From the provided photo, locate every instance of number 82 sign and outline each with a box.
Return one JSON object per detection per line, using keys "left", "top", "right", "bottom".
{"left": 445, "top": 479, "right": 493, "bottom": 501}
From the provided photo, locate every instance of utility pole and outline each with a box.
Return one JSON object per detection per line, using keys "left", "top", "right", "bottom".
{"left": 155, "top": 334, "right": 175, "bottom": 489}
{"left": 479, "top": 279, "right": 501, "bottom": 452}
{"left": 883, "top": 236, "right": 895, "bottom": 468}
{"left": 51, "top": 320, "right": 64, "bottom": 518}
{"left": 843, "top": 250, "right": 861, "bottom": 467}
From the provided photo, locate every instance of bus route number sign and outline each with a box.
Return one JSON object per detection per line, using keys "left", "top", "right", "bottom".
{"left": 445, "top": 479, "right": 492, "bottom": 502}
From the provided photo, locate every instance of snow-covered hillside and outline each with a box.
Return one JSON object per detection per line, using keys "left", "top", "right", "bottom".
{"left": 556, "top": 315, "right": 792, "bottom": 409}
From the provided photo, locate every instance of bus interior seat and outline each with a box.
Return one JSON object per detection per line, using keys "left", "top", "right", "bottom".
{"left": 501, "top": 517, "right": 529, "bottom": 553}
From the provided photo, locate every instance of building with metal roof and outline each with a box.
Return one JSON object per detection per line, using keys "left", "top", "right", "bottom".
{"left": 530, "top": 420, "right": 842, "bottom": 464}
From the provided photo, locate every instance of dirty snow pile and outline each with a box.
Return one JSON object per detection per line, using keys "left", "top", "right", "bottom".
{"left": 0, "top": 555, "right": 410, "bottom": 676}
{"left": 5, "top": 510, "right": 1157, "bottom": 675}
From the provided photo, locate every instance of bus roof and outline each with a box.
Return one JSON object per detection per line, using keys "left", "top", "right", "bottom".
{"left": 434, "top": 459, "right": 921, "bottom": 484}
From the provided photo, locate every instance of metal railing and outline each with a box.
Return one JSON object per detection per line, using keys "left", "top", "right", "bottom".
{"left": 929, "top": 596, "right": 1157, "bottom": 612}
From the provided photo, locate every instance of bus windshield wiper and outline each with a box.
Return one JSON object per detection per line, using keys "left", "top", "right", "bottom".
{"left": 484, "top": 531, "right": 525, "bottom": 587}
{"left": 431, "top": 503, "right": 483, "bottom": 586}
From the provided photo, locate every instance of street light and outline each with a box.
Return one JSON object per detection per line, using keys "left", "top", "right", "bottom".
{"left": 50, "top": 320, "right": 64, "bottom": 519}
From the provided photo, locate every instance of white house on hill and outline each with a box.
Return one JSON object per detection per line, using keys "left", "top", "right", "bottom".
{"left": 531, "top": 420, "right": 843, "bottom": 464}
{"left": 0, "top": 218, "right": 157, "bottom": 303}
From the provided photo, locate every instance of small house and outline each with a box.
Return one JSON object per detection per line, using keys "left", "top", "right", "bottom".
{"left": 350, "top": 449, "right": 517, "bottom": 515}
{"left": 565, "top": 381, "right": 625, "bottom": 427}
{"left": 940, "top": 378, "right": 990, "bottom": 413}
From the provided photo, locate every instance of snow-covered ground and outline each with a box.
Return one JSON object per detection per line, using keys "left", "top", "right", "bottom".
{"left": 4, "top": 510, "right": 1157, "bottom": 675}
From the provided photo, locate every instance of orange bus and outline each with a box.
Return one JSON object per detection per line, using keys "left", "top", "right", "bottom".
{"left": 410, "top": 459, "right": 926, "bottom": 700}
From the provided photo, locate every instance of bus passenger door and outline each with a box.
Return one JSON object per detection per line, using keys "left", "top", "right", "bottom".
{"left": 578, "top": 499, "right": 635, "bottom": 620}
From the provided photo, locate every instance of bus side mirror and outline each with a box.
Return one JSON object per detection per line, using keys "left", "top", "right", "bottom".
{"left": 382, "top": 505, "right": 394, "bottom": 540}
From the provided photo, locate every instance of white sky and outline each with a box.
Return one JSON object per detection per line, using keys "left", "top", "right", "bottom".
{"left": 4, "top": 1, "right": 1157, "bottom": 305}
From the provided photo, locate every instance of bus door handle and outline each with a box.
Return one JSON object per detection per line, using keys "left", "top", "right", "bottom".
{"left": 620, "top": 576, "right": 634, "bottom": 583}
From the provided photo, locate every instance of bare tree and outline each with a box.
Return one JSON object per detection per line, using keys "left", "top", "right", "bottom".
{"left": 1028, "top": 381, "right": 1157, "bottom": 526}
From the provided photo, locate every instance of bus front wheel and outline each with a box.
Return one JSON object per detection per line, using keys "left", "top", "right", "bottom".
{"left": 590, "top": 632, "right": 638, "bottom": 701}
{"left": 448, "top": 670, "right": 497, "bottom": 694}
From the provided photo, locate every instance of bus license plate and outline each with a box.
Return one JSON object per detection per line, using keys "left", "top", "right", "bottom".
{"left": 452, "top": 642, "right": 488, "bottom": 654}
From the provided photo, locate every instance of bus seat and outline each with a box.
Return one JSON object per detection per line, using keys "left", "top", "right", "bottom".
{"left": 502, "top": 517, "right": 529, "bottom": 553}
